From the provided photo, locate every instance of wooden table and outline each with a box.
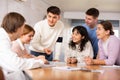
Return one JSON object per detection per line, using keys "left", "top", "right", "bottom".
{"left": 25, "top": 62, "right": 120, "bottom": 80}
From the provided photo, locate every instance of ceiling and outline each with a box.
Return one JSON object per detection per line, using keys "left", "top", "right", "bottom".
{"left": 42, "top": 0, "right": 120, "bottom": 12}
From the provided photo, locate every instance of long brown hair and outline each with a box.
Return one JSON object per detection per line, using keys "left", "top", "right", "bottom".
{"left": 22, "top": 24, "right": 35, "bottom": 35}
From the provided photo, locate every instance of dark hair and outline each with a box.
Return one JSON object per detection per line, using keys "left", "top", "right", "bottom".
{"left": 22, "top": 24, "right": 35, "bottom": 35}
{"left": 1, "top": 12, "right": 25, "bottom": 33}
{"left": 99, "top": 21, "right": 114, "bottom": 35}
{"left": 69, "top": 26, "right": 90, "bottom": 52}
{"left": 47, "top": 6, "right": 61, "bottom": 15}
{"left": 86, "top": 8, "right": 99, "bottom": 18}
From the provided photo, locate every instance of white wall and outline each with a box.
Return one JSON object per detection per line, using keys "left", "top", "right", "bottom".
{"left": 64, "top": 11, "right": 120, "bottom": 20}
{"left": 0, "top": 0, "right": 8, "bottom": 24}
{"left": 0, "top": 0, "right": 50, "bottom": 26}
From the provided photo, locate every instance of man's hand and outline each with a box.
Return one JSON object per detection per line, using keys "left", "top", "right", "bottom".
{"left": 34, "top": 55, "right": 45, "bottom": 60}
{"left": 44, "top": 48, "right": 52, "bottom": 55}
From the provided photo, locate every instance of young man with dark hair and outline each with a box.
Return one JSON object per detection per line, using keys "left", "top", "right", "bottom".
{"left": 29, "top": 6, "right": 64, "bottom": 61}
{"left": 83, "top": 8, "right": 99, "bottom": 59}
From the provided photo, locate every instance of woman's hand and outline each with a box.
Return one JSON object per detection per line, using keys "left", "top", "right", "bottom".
{"left": 35, "top": 55, "right": 49, "bottom": 64}
{"left": 84, "top": 56, "right": 94, "bottom": 65}
{"left": 67, "top": 57, "right": 77, "bottom": 64}
{"left": 67, "top": 57, "right": 71, "bottom": 64}
{"left": 70, "top": 57, "right": 77, "bottom": 64}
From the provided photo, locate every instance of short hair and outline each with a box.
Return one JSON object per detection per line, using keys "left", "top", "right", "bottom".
{"left": 22, "top": 24, "right": 35, "bottom": 35}
{"left": 47, "top": 6, "right": 61, "bottom": 15}
{"left": 86, "top": 8, "right": 99, "bottom": 18}
{"left": 99, "top": 21, "right": 114, "bottom": 35}
{"left": 1, "top": 12, "right": 25, "bottom": 33}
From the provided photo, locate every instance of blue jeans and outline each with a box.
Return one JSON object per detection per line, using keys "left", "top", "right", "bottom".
{"left": 30, "top": 50, "right": 53, "bottom": 61}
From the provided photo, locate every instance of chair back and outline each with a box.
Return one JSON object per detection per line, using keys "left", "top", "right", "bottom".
{"left": 0, "top": 67, "right": 5, "bottom": 80}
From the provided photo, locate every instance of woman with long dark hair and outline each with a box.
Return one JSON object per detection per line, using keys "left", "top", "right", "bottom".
{"left": 65, "top": 25, "right": 93, "bottom": 64}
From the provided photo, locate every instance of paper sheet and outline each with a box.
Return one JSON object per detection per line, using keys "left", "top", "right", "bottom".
{"left": 52, "top": 66, "right": 81, "bottom": 71}
{"left": 101, "top": 65, "right": 120, "bottom": 68}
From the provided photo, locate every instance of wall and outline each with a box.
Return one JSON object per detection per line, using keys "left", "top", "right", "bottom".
{"left": 0, "top": 0, "right": 50, "bottom": 26}
{"left": 64, "top": 11, "right": 120, "bottom": 20}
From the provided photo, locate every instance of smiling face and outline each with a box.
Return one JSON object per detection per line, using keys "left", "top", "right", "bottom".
{"left": 72, "top": 29, "right": 84, "bottom": 44}
{"left": 96, "top": 24, "right": 110, "bottom": 41}
{"left": 85, "top": 15, "right": 97, "bottom": 28}
{"left": 47, "top": 12, "right": 60, "bottom": 27}
{"left": 21, "top": 31, "right": 34, "bottom": 44}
